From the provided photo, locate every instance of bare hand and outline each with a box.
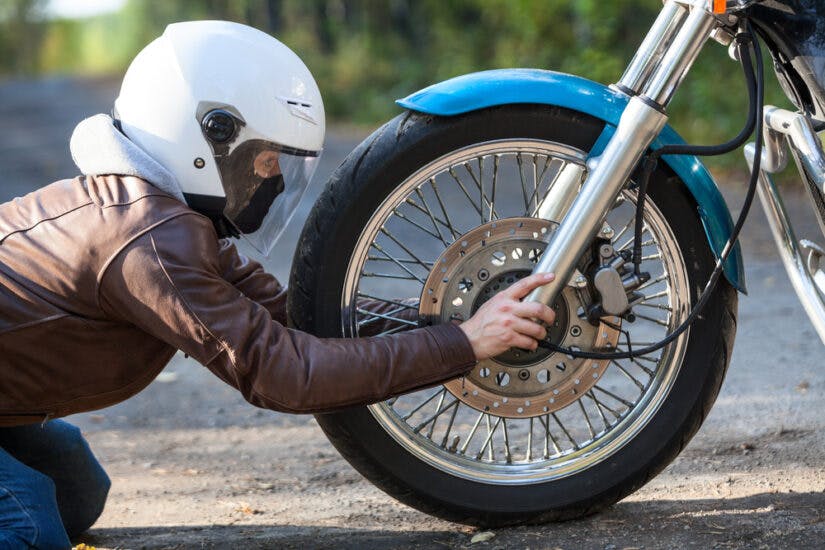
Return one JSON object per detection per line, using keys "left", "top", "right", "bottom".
{"left": 458, "top": 272, "right": 557, "bottom": 360}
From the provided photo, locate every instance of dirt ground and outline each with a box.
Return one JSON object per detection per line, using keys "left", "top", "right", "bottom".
{"left": 2, "top": 78, "right": 825, "bottom": 549}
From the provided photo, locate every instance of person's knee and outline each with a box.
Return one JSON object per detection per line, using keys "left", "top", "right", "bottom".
{"left": 62, "top": 465, "right": 110, "bottom": 538}
{"left": 44, "top": 422, "right": 110, "bottom": 537}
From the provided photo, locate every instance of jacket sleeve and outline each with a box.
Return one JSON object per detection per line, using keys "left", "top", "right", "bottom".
{"left": 216, "top": 239, "right": 288, "bottom": 325}
{"left": 215, "top": 239, "right": 411, "bottom": 333}
{"left": 98, "top": 215, "right": 477, "bottom": 414}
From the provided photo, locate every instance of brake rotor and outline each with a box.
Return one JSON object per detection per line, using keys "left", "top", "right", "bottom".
{"left": 419, "top": 217, "right": 621, "bottom": 418}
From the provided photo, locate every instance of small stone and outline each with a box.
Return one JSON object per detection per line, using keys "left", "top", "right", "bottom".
{"left": 471, "top": 531, "right": 496, "bottom": 544}
{"left": 155, "top": 371, "right": 178, "bottom": 383}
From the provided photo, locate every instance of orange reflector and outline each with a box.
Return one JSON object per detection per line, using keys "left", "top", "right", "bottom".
{"left": 711, "top": 0, "right": 726, "bottom": 13}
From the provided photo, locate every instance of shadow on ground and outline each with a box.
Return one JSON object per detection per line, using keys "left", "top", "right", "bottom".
{"left": 80, "top": 492, "right": 825, "bottom": 549}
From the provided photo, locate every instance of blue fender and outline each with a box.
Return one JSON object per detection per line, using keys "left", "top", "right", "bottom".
{"left": 397, "top": 68, "right": 746, "bottom": 293}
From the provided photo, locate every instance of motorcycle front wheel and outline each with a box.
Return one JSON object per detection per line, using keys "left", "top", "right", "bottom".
{"left": 288, "top": 105, "right": 737, "bottom": 526}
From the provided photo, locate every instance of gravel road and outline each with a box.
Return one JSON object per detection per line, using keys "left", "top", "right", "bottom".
{"left": 1, "top": 77, "right": 823, "bottom": 549}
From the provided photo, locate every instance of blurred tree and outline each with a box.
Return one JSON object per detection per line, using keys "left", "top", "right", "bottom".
{"left": 0, "top": 0, "right": 47, "bottom": 75}
{"left": 0, "top": 0, "right": 790, "bottom": 152}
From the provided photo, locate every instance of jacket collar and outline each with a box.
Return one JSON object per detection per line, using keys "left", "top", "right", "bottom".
{"left": 69, "top": 114, "right": 185, "bottom": 203}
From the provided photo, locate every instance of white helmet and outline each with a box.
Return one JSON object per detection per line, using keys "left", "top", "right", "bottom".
{"left": 114, "top": 20, "right": 325, "bottom": 254}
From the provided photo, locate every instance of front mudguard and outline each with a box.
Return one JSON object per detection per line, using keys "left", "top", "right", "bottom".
{"left": 398, "top": 68, "right": 746, "bottom": 293}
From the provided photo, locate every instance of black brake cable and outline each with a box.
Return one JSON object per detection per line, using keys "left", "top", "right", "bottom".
{"left": 538, "top": 23, "right": 764, "bottom": 360}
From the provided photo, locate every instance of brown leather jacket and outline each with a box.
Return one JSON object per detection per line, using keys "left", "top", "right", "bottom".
{"left": 0, "top": 175, "right": 476, "bottom": 426}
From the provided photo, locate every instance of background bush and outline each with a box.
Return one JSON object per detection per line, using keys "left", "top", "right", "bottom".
{"left": 0, "top": 0, "right": 790, "bottom": 157}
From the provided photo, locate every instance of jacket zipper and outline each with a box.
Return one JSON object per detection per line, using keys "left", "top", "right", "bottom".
{"left": 0, "top": 411, "right": 54, "bottom": 426}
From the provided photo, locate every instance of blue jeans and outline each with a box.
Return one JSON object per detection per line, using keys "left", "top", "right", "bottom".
{"left": 0, "top": 420, "right": 110, "bottom": 549}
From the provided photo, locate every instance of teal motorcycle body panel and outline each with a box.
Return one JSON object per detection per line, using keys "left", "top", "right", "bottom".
{"left": 397, "top": 68, "right": 746, "bottom": 293}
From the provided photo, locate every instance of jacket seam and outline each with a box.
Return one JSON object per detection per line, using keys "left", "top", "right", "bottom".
{"left": 94, "top": 211, "right": 205, "bottom": 310}
{"left": 0, "top": 313, "right": 69, "bottom": 336}
{"left": 99, "top": 194, "right": 182, "bottom": 209}
{"left": 146, "top": 233, "right": 235, "bottom": 365}
{"left": 0, "top": 200, "right": 94, "bottom": 245}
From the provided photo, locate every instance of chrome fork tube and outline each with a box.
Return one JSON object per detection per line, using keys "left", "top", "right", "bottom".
{"left": 527, "top": 98, "right": 668, "bottom": 303}
{"left": 642, "top": 6, "right": 718, "bottom": 105}
{"left": 618, "top": 0, "right": 688, "bottom": 94}
{"left": 527, "top": 2, "right": 717, "bottom": 306}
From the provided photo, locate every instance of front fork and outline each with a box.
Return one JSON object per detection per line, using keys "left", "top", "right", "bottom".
{"left": 527, "top": 0, "right": 719, "bottom": 306}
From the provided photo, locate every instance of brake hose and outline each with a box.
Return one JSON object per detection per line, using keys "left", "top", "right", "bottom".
{"left": 539, "top": 23, "right": 765, "bottom": 360}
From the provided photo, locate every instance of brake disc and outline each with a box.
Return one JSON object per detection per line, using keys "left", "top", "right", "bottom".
{"left": 419, "top": 217, "right": 621, "bottom": 418}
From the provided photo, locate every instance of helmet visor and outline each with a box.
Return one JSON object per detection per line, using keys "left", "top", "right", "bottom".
{"left": 215, "top": 139, "right": 320, "bottom": 255}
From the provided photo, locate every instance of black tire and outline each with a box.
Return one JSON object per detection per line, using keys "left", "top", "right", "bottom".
{"left": 287, "top": 105, "right": 737, "bottom": 526}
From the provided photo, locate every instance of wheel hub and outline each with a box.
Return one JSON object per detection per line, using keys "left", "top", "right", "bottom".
{"left": 419, "top": 218, "right": 621, "bottom": 418}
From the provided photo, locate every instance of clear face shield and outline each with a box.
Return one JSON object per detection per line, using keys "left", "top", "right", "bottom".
{"left": 202, "top": 111, "right": 321, "bottom": 256}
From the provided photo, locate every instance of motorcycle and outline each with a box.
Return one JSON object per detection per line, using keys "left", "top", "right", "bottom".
{"left": 287, "top": 0, "right": 825, "bottom": 526}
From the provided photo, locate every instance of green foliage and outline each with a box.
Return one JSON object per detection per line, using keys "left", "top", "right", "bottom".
{"left": 0, "top": 0, "right": 795, "bottom": 157}
{"left": 0, "top": 0, "right": 47, "bottom": 75}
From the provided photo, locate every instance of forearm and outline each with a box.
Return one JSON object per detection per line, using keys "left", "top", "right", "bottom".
{"left": 209, "top": 322, "right": 476, "bottom": 414}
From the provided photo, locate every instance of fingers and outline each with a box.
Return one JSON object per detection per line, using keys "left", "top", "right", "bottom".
{"left": 509, "top": 334, "right": 540, "bottom": 351}
{"left": 509, "top": 318, "right": 548, "bottom": 341}
{"left": 510, "top": 300, "right": 556, "bottom": 326}
{"left": 502, "top": 272, "right": 555, "bottom": 300}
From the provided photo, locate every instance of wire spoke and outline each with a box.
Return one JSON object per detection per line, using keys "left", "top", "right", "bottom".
{"left": 357, "top": 293, "right": 418, "bottom": 310}
{"left": 610, "top": 214, "right": 637, "bottom": 246}
{"left": 366, "top": 255, "right": 434, "bottom": 267}
{"left": 538, "top": 414, "right": 561, "bottom": 457}
{"left": 476, "top": 415, "right": 503, "bottom": 461}
{"left": 369, "top": 242, "right": 427, "bottom": 284}
{"left": 526, "top": 417, "right": 534, "bottom": 462}
{"left": 633, "top": 312, "right": 670, "bottom": 327}
{"left": 639, "top": 289, "right": 669, "bottom": 302}
{"left": 593, "top": 384, "right": 634, "bottom": 408}
{"left": 391, "top": 210, "right": 447, "bottom": 245}
{"left": 356, "top": 307, "right": 418, "bottom": 328}
{"left": 380, "top": 228, "right": 433, "bottom": 273}
{"left": 552, "top": 412, "right": 579, "bottom": 450}
{"left": 525, "top": 156, "right": 555, "bottom": 212}
{"left": 448, "top": 167, "right": 484, "bottom": 219}
{"left": 585, "top": 390, "right": 622, "bottom": 426}
{"left": 462, "top": 160, "right": 499, "bottom": 222}
{"left": 440, "top": 400, "right": 461, "bottom": 448}
{"left": 490, "top": 155, "right": 500, "bottom": 222}
{"left": 414, "top": 398, "right": 459, "bottom": 435}
{"left": 610, "top": 359, "right": 646, "bottom": 391}
{"left": 577, "top": 399, "right": 596, "bottom": 439}
{"left": 459, "top": 411, "right": 486, "bottom": 455}
{"left": 586, "top": 390, "right": 611, "bottom": 430}
{"left": 502, "top": 419, "right": 513, "bottom": 463}
{"left": 429, "top": 177, "right": 462, "bottom": 240}
{"left": 401, "top": 389, "right": 445, "bottom": 421}
{"left": 636, "top": 273, "right": 668, "bottom": 292}
{"left": 404, "top": 194, "right": 455, "bottom": 239}
{"left": 361, "top": 272, "right": 420, "bottom": 281}
{"left": 634, "top": 302, "right": 672, "bottom": 312}
{"left": 517, "top": 153, "right": 531, "bottom": 214}
{"left": 415, "top": 187, "right": 452, "bottom": 247}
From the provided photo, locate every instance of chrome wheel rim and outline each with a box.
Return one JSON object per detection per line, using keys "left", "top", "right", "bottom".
{"left": 341, "top": 139, "right": 690, "bottom": 484}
